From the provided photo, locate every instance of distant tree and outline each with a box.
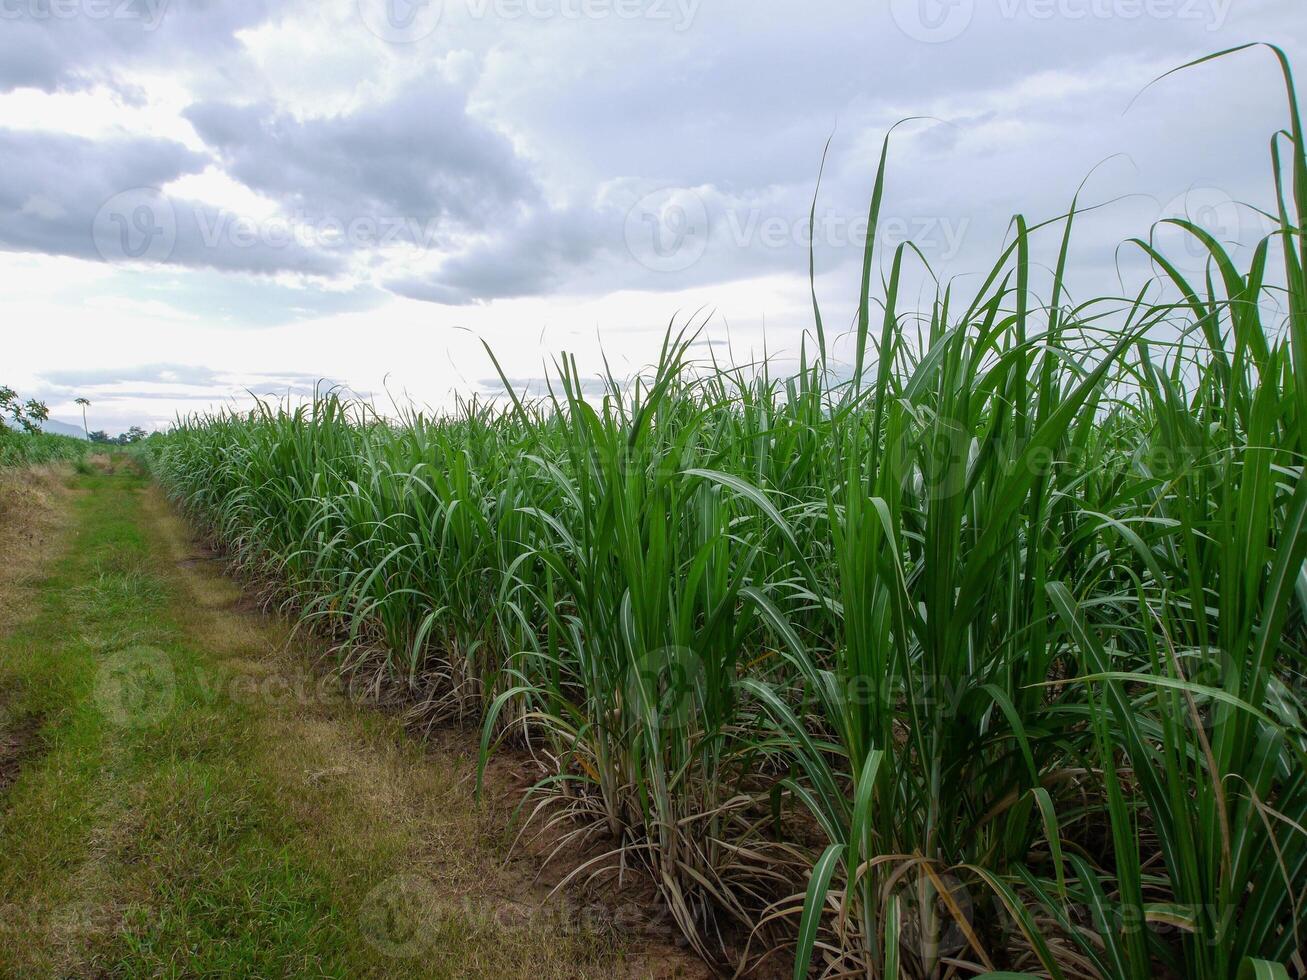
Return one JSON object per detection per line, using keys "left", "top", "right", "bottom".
{"left": 125, "top": 426, "right": 148, "bottom": 443}
{"left": 0, "top": 385, "right": 50, "bottom": 434}
{"left": 75, "top": 397, "right": 91, "bottom": 440}
{"left": 89, "top": 430, "right": 111, "bottom": 444}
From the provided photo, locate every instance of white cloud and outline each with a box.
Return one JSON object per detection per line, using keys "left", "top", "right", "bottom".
{"left": 0, "top": 0, "right": 1302, "bottom": 428}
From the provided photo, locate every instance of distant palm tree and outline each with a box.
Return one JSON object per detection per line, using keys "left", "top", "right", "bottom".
{"left": 75, "top": 397, "right": 91, "bottom": 440}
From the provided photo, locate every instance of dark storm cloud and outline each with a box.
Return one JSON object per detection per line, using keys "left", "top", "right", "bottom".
{"left": 2, "top": 0, "right": 1300, "bottom": 319}
{"left": 0, "top": 129, "right": 344, "bottom": 275}
{"left": 180, "top": 81, "right": 626, "bottom": 305}
{"left": 0, "top": 129, "right": 201, "bottom": 253}
{"left": 185, "top": 82, "right": 540, "bottom": 237}
{"left": 384, "top": 204, "right": 608, "bottom": 305}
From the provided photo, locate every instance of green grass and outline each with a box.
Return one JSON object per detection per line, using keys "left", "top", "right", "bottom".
{"left": 147, "top": 46, "right": 1307, "bottom": 979}
{"left": 0, "top": 464, "right": 624, "bottom": 978}
{"left": 0, "top": 428, "right": 87, "bottom": 468}
{"left": 0, "top": 467, "right": 350, "bottom": 976}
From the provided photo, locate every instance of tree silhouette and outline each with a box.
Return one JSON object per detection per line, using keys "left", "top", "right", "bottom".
{"left": 75, "top": 397, "right": 91, "bottom": 440}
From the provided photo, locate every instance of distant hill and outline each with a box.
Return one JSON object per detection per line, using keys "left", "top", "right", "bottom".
{"left": 39, "top": 419, "right": 89, "bottom": 440}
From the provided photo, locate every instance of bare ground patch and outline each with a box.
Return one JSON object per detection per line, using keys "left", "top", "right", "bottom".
{"left": 0, "top": 708, "right": 43, "bottom": 798}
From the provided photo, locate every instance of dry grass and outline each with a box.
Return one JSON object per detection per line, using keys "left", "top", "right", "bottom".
{"left": 0, "top": 464, "right": 75, "bottom": 635}
{"left": 141, "top": 486, "right": 710, "bottom": 979}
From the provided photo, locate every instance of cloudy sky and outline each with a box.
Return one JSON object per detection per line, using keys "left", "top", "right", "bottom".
{"left": 0, "top": 0, "right": 1301, "bottom": 433}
